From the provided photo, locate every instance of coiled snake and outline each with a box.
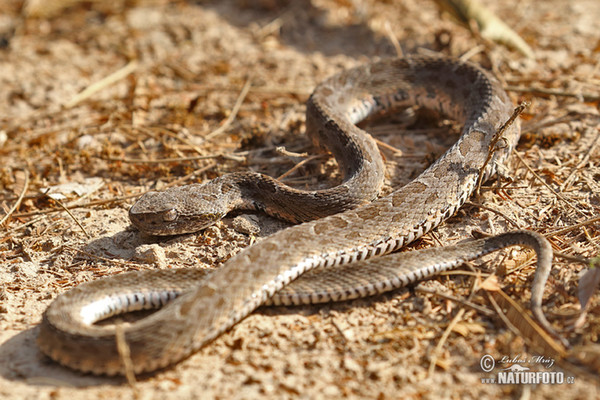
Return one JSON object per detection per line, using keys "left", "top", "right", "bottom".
{"left": 37, "top": 55, "right": 559, "bottom": 375}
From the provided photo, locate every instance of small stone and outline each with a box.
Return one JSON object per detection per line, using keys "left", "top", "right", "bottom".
{"left": 133, "top": 244, "right": 166, "bottom": 268}
{"left": 232, "top": 214, "right": 261, "bottom": 235}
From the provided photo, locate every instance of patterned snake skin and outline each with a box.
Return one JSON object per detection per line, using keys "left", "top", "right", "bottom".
{"left": 37, "top": 55, "right": 558, "bottom": 375}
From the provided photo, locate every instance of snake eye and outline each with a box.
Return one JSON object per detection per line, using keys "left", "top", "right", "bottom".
{"left": 162, "top": 209, "right": 178, "bottom": 222}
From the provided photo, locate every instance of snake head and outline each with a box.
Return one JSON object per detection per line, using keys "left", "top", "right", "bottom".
{"left": 129, "top": 182, "right": 232, "bottom": 235}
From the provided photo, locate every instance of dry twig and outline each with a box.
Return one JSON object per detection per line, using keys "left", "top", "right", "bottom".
{"left": 277, "top": 154, "right": 328, "bottom": 181}
{"left": 107, "top": 153, "right": 244, "bottom": 164}
{"left": 546, "top": 215, "right": 600, "bottom": 237}
{"left": 0, "top": 170, "right": 29, "bottom": 228}
{"left": 465, "top": 201, "right": 521, "bottom": 228}
{"left": 44, "top": 192, "right": 90, "bottom": 239}
{"left": 506, "top": 85, "right": 600, "bottom": 103}
{"left": 428, "top": 308, "right": 466, "bottom": 376}
{"left": 560, "top": 128, "right": 600, "bottom": 191}
{"left": 475, "top": 101, "right": 528, "bottom": 196}
{"left": 64, "top": 60, "right": 138, "bottom": 109}
{"left": 115, "top": 323, "right": 139, "bottom": 395}
{"left": 415, "top": 285, "right": 494, "bottom": 316}
{"left": 201, "top": 78, "right": 252, "bottom": 142}
{"left": 513, "top": 150, "right": 585, "bottom": 216}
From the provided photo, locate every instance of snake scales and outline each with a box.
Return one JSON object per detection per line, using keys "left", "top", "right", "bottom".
{"left": 37, "top": 55, "right": 558, "bottom": 375}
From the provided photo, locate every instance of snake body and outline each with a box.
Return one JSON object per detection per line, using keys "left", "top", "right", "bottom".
{"left": 37, "top": 55, "right": 556, "bottom": 375}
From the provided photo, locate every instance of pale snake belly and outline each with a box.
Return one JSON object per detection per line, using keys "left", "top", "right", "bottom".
{"left": 37, "top": 55, "right": 559, "bottom": 375}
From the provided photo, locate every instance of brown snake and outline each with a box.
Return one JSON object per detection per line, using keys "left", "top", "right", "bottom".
{"left": 37, "top": 55, "right": 560, "bottom": 375}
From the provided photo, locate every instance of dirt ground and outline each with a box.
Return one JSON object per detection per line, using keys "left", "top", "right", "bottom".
{"left": 0, "top": 0, "right": 599, "bottom": 399}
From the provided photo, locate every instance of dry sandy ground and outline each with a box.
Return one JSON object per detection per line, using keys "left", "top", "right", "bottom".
{"left": 0, "top": 0, "right": 599, "bottom": 399}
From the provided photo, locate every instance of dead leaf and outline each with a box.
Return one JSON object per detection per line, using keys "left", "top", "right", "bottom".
{"left": 42, "top": 177, "right": 104, "bottom": 201}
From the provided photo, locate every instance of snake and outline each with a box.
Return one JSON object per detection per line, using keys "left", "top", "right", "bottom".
{"left": 37, "top": 55, "right": 559, "bottom": 376}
